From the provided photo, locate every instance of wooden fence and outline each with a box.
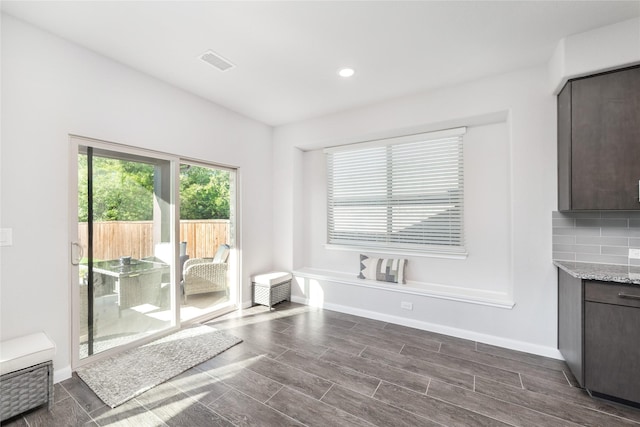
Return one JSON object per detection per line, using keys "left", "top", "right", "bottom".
{"left": 78, "top": 220, "right": 230, "bottom": 261}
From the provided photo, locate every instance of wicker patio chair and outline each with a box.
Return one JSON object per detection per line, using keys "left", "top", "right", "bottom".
{"left": 182, "top": 244, "right": 230, "bottom": 301}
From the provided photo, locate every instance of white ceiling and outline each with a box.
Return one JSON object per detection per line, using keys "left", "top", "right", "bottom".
{"left": 2, "top": 1, "right": 639, "bottom": 126}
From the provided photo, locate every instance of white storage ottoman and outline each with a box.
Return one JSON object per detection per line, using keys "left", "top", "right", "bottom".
{"left": 252, "top": 272, "right": 292, "bottom": 309}
{"left": 0, "top": 332, "right": 56, "bottom": 422}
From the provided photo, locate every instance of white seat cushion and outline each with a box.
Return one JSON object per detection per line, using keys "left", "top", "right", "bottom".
{"left": 0, "top": 332, "right": 56, "bottom": 375}
{"left": 213, "top": 244, "right": 231, "bottom": 263}
{"left": 252, "top": 272, "right": 292, "bottom": 287}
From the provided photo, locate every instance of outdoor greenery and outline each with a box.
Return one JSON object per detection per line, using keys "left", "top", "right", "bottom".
{"left": 180, "top": 164, "right": 230, "bottom": 220}
{"left": 78, "top": 155, "right": 230, "bottom": 221}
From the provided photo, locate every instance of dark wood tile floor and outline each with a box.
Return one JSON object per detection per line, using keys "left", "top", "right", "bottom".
{"left": 4, "top": 302, "right": 640, "bottom": 426}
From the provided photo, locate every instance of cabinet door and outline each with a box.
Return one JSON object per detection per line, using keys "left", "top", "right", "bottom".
{"left": 557, "top": 82, "right": 572, "bottom": 211}
{"left": 584, "top": 301, "right": 640, "bottom": 403}
{"left": 571, "top": 67, "right": 640, "bottom": 210}
{"left": 558, "top": 270, "right": 583, "bottom": 386}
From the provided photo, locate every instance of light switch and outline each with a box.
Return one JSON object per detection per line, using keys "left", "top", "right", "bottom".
{"left": 0, "top": 228, "right": 12, "bottom": 246}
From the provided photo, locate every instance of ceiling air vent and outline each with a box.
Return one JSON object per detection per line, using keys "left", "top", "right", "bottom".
{"left": 199, "top": 50, "right": 235, "bottom": 72}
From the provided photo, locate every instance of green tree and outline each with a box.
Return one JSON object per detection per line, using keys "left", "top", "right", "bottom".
{"left": 180, "top": 166, "right": 230, "bottom": 219}
{"left": 78, "top": 155, "right": 154, "bottom": 221}
{"left": 78, "top": 156, "right": 229, "bottom": 221}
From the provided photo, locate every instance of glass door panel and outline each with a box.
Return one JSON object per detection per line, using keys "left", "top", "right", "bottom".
{"left": 77, "top": 144, "right": 176, "bottom": 360}
{"left": 179, "top": 163, "right": 236, "bottom": 322}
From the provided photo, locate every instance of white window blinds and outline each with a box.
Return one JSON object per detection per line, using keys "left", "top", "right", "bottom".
{"left": 326, "top": 127, "right": 466, "bottom": 255}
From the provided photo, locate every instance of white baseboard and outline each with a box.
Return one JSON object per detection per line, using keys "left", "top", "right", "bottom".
{"left": 291, "top": 295, "right": 563, "bottom": 360}
{"left": 54, "top": 365, "right": 72, "bottom": 384}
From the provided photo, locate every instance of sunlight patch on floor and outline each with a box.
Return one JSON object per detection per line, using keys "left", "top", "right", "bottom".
{"left": 208, "top": 355, "right": 264, "bottom": 380}
{"left": 131, "top": 303, "right": 160, "bottom": 314}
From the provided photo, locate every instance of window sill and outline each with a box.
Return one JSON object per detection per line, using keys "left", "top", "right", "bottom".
{"left": 324, "top": 244, "right": 468, "bottom": 260}
{"left": 293, "top": 267, "right": 515, "bottom": 309}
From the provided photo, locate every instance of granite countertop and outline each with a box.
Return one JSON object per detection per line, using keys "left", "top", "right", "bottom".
{"left": 554, "top": 260, "right": 640, "bottom": 285}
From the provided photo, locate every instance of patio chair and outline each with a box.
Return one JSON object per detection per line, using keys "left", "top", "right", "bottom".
{"left": 182, "top": 244, "right": 230, "bottom": 301}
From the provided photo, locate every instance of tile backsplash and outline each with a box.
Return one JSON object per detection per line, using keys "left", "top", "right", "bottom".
{"left": 552, "top": 211, "right": 640, "bottom": 266}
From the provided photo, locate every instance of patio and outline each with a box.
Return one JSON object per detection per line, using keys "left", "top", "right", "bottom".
{"left": 79, "top": 291, "right": 230, "bottom": 359}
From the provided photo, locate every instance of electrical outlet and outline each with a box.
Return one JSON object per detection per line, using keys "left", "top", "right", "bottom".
{"left": 401, "top": 301, "right": 413, "bottom": 310}
{"left": 629, "top": 248, "right": 640, "bottom": 259}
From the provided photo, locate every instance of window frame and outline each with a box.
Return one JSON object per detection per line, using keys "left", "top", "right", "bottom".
{"left": 324, "top": 127, "right": 467, "bottom": 258}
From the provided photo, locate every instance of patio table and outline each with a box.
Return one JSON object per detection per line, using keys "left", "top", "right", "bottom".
{"left": 87, "top": 259, "right": 169, "bottom": 310}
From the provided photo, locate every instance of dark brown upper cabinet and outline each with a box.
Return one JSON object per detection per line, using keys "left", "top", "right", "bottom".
{"left": 558, "top": 66, "right": 640, "bottom": 211}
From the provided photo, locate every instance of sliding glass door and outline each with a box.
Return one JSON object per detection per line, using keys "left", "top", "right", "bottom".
{"left": 70, "top": 136, "right": 238, "bottom": 367}
{"left": 72, "top": 140, "right": 178, "bottom": 362}
{"left": 179, "top": 163, "right": 237, "bottom": 323}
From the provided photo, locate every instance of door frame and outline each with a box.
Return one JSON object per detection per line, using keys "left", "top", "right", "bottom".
{"left": 177, "top": 158, "right": 241, "bottom": 325}
{"left": 69, "top": 135, "right": 240, "bottom": 369}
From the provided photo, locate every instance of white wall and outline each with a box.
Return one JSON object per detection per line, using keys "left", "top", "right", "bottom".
{"left": 0, "top": 14, "right": 273, "bottom": 381}
{"left": 273, "top": 65, "right": 560, "bottom": 356}
{"left": 301, "top": 121, "right": 512, "bottom": 297}
{"left": 548, "top": 17, "right": 640, "bottom": 93}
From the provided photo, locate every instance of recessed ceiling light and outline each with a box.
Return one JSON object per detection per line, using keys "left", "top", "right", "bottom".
{"left": 338, "top": 68, "right": 355, "bottom": 78}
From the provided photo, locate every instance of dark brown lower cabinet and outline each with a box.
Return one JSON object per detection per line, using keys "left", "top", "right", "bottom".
{"left": 559, "top": 270, "right": 640, "bottom": 405}
{"left": 584, "top": 282, "right": 640, "bottom": 404}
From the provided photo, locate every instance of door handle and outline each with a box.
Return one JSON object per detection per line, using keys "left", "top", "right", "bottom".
{"left": 71, "top": 242, "right": 84, "bottom": 265}
{"left": 618, "top": 292, "right": 640, "bottom": 300}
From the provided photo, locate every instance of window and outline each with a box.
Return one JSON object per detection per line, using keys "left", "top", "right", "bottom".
{"left": 326, "top": 127, "right": 466, "bottom": 255}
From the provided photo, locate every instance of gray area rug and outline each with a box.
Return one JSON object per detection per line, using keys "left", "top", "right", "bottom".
{"left": 76, "top": 324, "right": 242, "bottom": 408}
